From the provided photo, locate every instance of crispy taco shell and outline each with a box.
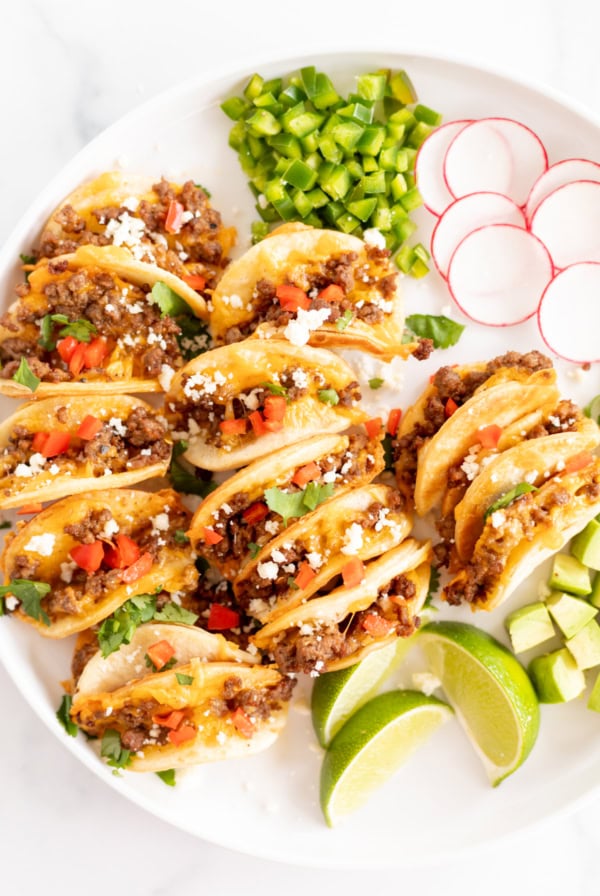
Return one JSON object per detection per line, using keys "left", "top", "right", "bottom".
{"left": 233, "top": 483, "right": 412, "bottom": 623}
{"left": 252, "top": 539, "right": 430, "bottom": 673}
{"left": 1, "top": 489, "right": 197, "bottom": 637}
{"left": 188, "top": 432, "right": 384, "bottom": 578}
{"left": 209, "top": 226, "right": 412, "bottom": 359}
{"left": 165, "top": 340, "right": 367, "bottom": 471}
{"left": 71, "top": 623, "right": 289, "bottom": 772}
{"left": 0, "top": 396, "right": 171, "bottom": 509}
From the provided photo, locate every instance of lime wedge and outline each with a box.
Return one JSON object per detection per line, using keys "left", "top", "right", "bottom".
{"left": 320, "top": 690, "right": 452, "bottom": 827}
{"left": 311, "top": 637, "right": 413, "bottom": 748}
{"left": 419, "top": 621, "right": 540, "bottom": 786}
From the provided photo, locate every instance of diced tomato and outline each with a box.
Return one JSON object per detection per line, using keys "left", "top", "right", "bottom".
{"left": 318, "top": 284, "right": 345, "bottom": 303}
{"left": 168, "top": 724, "right": 196, "bottom": 746}
{"left": 57, "top": 335, "right": 79, "bottom": 363}
{"left": 342, "top": 557, "right": 365, "bottom": 588}
{"left": 31, "top": 432, "right": 49, "bottom": 452}
{"left": 242, "top": 502, "right": 269, "bottom": 525}
{"left": 120, "top": 551, "right": 153, "bottom": 583}
{"left": 263, "top": 419, "right": 283, "bottom": 433}
{"left": 76, "top": 415, "right": 103, "bottom": 441}
{"left": 565, "top": 451, "right": 594, "bottom": 474}
{"left": 231, "top": 707, "right": 255, "bottom": 739}
{"left": 83, "top": 337, "right": 108, "bottom": 369}
{"left": 70, "top": 540, "right": 104, "bottom": 573}
{"left": 249, "top": 410, "right": 268, "bottom": 436}
{"left": 292, "top": 462, "right": 321, "bottom": 488}
{"left": 165, "top": 199, "right": 184, "bottom": 234}
{"left": 475, "top": 424, "right": 502, "bottom": 450}
{"left": 361, "top": 613, "right": 395, "bottom": 637}
{"left": 263, "top": 395, "right": 286, "bottom": 422}
{"left": 17, "top": 503, "right": 42, "bottom": 515}
{"left": 40, "top": 431, "right": 71, "bottom": 458}
{"left": 294, "top": 561, "right": 316, "bottom": 590}
{"left": 365, "top": 417, "right": 382, "bottom": 439}
{"left": 183, "top": 274, "right": 206, "bottom": 291}
{"left": 104, "top": 534, "right": 142, "bottom": 570}
{"left": 219, "top": 418, "right": 248, "bottom": 436}
{"left": 147, "top": 639, "right": 175, "bottom": 671}
{"left": 68, "top": 342, "right": 88, "bottom": 376}
{"left": 207, "top": 603, "right": 240, "bottom": 631}
{"left": 202, "top": 527, "right": 223, "bottom": 545}
{"left": 387, "top": 408, "right": 402, "bottom": 437}
{"left": 276, "top": 284, "right": 310, "bottom": 312}
{"left": 152, "top": 709, "right": 186, "bottom": 730}
{"left": 445, "top": 397, "right": 458, "bottom": 417}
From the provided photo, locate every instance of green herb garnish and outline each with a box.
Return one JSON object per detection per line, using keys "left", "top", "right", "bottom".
{"left": 195, "top": 183, "right": 212, "bottom": 198}
{"left": 173, "top": 529, "right": 190, "bottom": 545}
{"left": 369, "top": 377, "right": 384, "bottom": 390}
{"left": 423, "top": 566, "right": 441, "bottom": 610}
{"left": 56, "top": 694, "right": 78, "bottom": 737}
{"left": 175, "top": 672, "right": 194, "bottom": 686}
{"left": 101, "top": 729, "right": 131, "bottom": 769}
{"left": 19, "top": 253, "right": 36, "bottom": 282}
{"left": 176, "top": 314, "right": 210, "bottom": 361}
{"left": 287, "top": 576, "right": 300, "bottom": 590}
{"left": 145, "top": 653, "right": 177, "bottom": 673}
{"left": 151, "top": 281, "right": 192, "bottom": 318}
{"left": 484, "top": 483, "right": 538, "bottom": 520}
{"left": 336, "top": 310, "right": 353, "bottom": 331}
{"left": 248, "top": 542, "right": 261, "bottom": 559}
{"left": 261, "top": 381, "right": 288, "bottom": 396}
{"left": 302, "top": 480, "right": 334, "bottom": 511}
{"left": 97, "top": 592, "right": 158, "bottom": 657}
{"left": 153, "top": 603, "right": 198, "bottom": 625}
{"left": 404, "top": 314, "right": 465, "bottom": 349}
{"left": 12, "top": 357, "right": 40, "bottom": 392}
{"left": 317, "top": 388, "right": 339, "bottom": 406}
{"left": 156, "top": 768, "right": 177, "bottom": 786}
{"left": 0, "top": 579, "right": 51, "bottom": 625}
{"left": 39, "top": 314, "right": 97, "bottom": 351}
{"left": 264, "top": 482, "right": 333, "bottom": 525}
{"left": 169, "top": 440, "right": 216, "bottom": 497}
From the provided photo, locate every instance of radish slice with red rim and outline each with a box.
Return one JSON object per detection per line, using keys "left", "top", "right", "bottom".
{"left": 444, "top": 118, "right": 548, "bottom": 206}
{"left": 431, "top": 192, "right": 525, "bottom": 279}
{"left": 415, "top": 120, "right": 472, "bottom": 216}
{"left": 447, "top": 224, "right": 553, "bottom": 326}
{"left": 538, "top": 263, "right": 600, "bottom": 363}
{"left": 525, "top": 158, "right": 600, "bottom": 223}
{"left": 530, "top": 180, "right": 600, "bottom": 269}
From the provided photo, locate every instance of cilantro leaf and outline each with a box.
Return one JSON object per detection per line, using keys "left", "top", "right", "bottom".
{"left": 195, "top": 183, "right": 212, "bottom": 198}
{"left": 176, "top": 314, "right": 210, "bottom": 361}
{"left": 261, "top": 381, "right": 288, "bottom": 396}
{"left": 101, "top": 729, "right": 131, "bottom": 769}
{"left": 175, "top": 672, "right": 194, "bottom": 686}
{"left": 0, "top": 579, "right": 51, "bottom": 625}
{"left": 56, "top": 694, "right": 78, "bottom": 737}
{"left": 264, "top": 482, "right": 334, "bottom": 524}
{"left": 302, "top": 481, "right": 334, "bottom": 511}
{"left": 404, "top": 314, "right": 465, "bottom": 349}
{"left": 156, "top": 768, "right": 176, "bottom": 786}
{"left": 12, "top": 357, "right": 40, "bottom": 392}
{"left": 336, "top": 309, "right": 353, "bottom": 331}
{"left": 145, "top": 653, "right": 177, "bottom": 672}
{"left": 287, "top": 576, "right": 300, "bottom": 590}
{"left": 39, "top": 314, "right": 97, "bottom": 351}
{"left": 153, "top": 603, "right": 198, "bottom": 625}
{"left": 317, "top": 388, "right": 339, "bottom": 406}
{"left": 248, "top": 542, "right": 261, "bottom": 559}
{"left": 423, "top": 566, "right": 441, "bottom": 609}
{"left": 19, "top": 253, "right": 36, "bottom": 282}
{"left": 484, "top": 483, "right": 538, "bottom": 520}
{"left": 369, "top": 377, "right": 384, "bottom": 390}
{"left": 169, "top": 440, "right": 216, "bottom": 497}
{"left": 97, "top": 593, "right": 158, "bottom": 657}
{"left": 174, "top": 529, "right": 190, "bottom": 544}
{"left": 151, "top": 281, "right": 192, "bottom": 318}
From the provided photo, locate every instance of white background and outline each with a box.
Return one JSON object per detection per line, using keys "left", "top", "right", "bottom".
{"left": 3, "top": 1, "right": 600, "bottom": 893}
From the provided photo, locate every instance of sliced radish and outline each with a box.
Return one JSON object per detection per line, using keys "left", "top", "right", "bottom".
{"left": 444, "top": 118, "right": 548, "bottom": 206}
{"left": 530, "top": 180, "right": 600, "bottom": 269}
{"left": 525, "top": 158, "right": 600, "bottom": 223}
{"left": 538, "top": 263, "right": 600, "bottom": 363}
{"left": 415, "top": 120, "right": 472, "bottom": 216}
{"left": 447, "top": 224, "right": 553, "bottom": 326}
{"left": 431, "top": 192, "right": 525, "bottom": 279}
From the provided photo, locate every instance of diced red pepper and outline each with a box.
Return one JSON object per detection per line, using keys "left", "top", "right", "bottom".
{"left": 248, "top": 410, "right": 268, "bottom": 436}
{"left": 219, "top": 418, "right": 248, "bottom": 435}
{"left": 445, "top": 397, "right": 458, "bottom": 417}
{"left": 207, "top": 603, "right": 240, "bottom": 631}
{"left": 387, "top": 408, "right": 402, "bottom": 437}
{"left": 263, "top": 419, "right": 283, "bottom": 433}
{"left": 165, "top": 200, "right": 184, "bottom": 234}
{"left": 70, "top": 540, "right": 105, "bottom": 573}
{"left": 231, "top": 707, "right": 255, "bottom": 739}
{"left": 342, "top": 558, "right": 365, "bottom": 588}
{"left": 152, "top": 709, "right": 186, "bottom": 730}
{"left": 76, "top": 415, "right": 103, "bottom": 441}
{"left": 168, "top": 724, "right": 196, "bottom": 745}
{"left": 68, "top": 342, "right": 88, "bottom": 376}
{"left": 242, "top": 502, "right": 269, "bottom": 525}
{"left": 276, "top": 284, "right": 310, "bottom": 312}
{"left": 292, "top": 462, "right": 321, "bottom": 488}
{"left": 361, "top": 613, "right": 395, "bottom": 637}
{"left": 564, "top": 451, "right": 594, "bottom": 474}
{"left": 31, "top": 432, "right": 49, "bottom": 452}
{"left": 104, "top": 534, "right": 141, "bottom": 570}
{"left": 202, "top": 527, "right": 223, "bottom": 545}
{"left": 83, "top": 337, "right": 108, "bottom": 369}
{"left": 147, "top": 639, "right": 175, "bottom": 671}
{"left": 476, "top": 424, "right": 502, "bottom": 450}
{"left": 120, "top": 551, "right": 153, "bottom": 583}
{"left": 17, "top": 503, "right": 43, "bottom": 515}
{"left": 365, "top": 417, "right": 382, "bottom": 439}
{"left": 40, "top": 431, "right": 71, "bottom": 458}
{"left": 183, "top": 274, "right": 206, "bottom": 291}
{"left": 318, "top": 284, "right": 345, "bottom": 303}
{"left": 57, "top": 335, "right": 79, "bottom": 363}
{"left": 263, "top": 395, "right": 286, "bottom": 422}
{"left": 294, "top": 561, "right": 316, "bottom": 590}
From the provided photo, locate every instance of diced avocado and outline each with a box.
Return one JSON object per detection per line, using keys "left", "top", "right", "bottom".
{"left": 528, "top": 648, "right": 586, "bottom": 703}
{"left": 588, "top": 670, "right": 600, "bottom": 712}
{"left": 571, "top": 519, "right": 600, "bottom": 571}
{"left": 565, "top": 619, "right": 600, "bottom": 669}
{"left": 548, "top": 553, "right": 592, "bottom": 596}
{"left": 589, "top": 571, "right": 600, "bottom": 609}
{"left": 505, "top": 602, "right": 555, "bottom": 653}
{"left": 546, "top": 591, "right": 597, "bottom": 639}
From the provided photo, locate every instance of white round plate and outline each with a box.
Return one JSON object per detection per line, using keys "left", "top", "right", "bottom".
{"left": 2, "top": 51, "right": 600, "bottom": 869}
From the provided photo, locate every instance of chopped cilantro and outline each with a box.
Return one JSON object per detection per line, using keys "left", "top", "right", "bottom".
{"left": 101, "top": 729, "right": 131, "bottom": 769}
{"left": 261, "top": 381, "right": 288, "bottom": 397}
{"left": 19, "top": 253, "right": 36, "bottom": 282}
{"left": 151, "top": 281, "right": 192, "bottom": 318}
{"left": 39, "top": 314, "right": 97, "bottom": 351}
{"left": 248, "top": 542, "right": 261, "bottom": 559}
{"left": 0, "top": 579, "right": 51, "bottom": 625}
{"left": 369, "top": 377, "right": 384, "bottom": 390}
{"left": 287, "top": 576, "right": 300, "bottom": 590}
{"left": 382, "top": 433, "right": 394, "bottom": 472}
{"left": 145, "top": 653, "right": 177, "bottom": 673}
{"left": 195, "top": 183, "right": 212, "bottom": 198}
{"left": 317, "top": 388, "right": 339, "bottom": 406}
{"left": 175, "top": 672, "right": 194, "bottom": 686}
{"left": 264, "top": 482, "right": 334, "bottom": 525}
{"left": 176, "top": 313, "right": 211, "bottom": 361}
{"left": 156, "top": 768, "right": 177, "bottom": 786}
{"left": 336, "top": 309, "right": 353, "bottom": 331}
{"left": 302, "top": 480, "right": 334, "bottom": 511}
{"left": 169, "top": 440, "right": 216, "bottom": 497}
{"left": 404, "top": 314, "right": 465, "bottom": 349}
{"left": 97, "top": 592, "right": 157, "bottom": 657}
{"left": 56, "top": 694, "right": 78, "bottom": 737}
{"left": 153, "top": 603, "right": 198, "bottom": 625}
{"left": 12, "top": 357, "right": 40, "bottom": 392}
{"left": 423, "top": 566, "right": 441, "bottom": 610}
{"left": 174, "top": 529, "right": 190, "bottom": 545}
{"left": 484, "top": 483, "right": 538, "bottom": 520}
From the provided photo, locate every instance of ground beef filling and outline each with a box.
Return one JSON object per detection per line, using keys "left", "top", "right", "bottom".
{"left": 271, "top": 574, "right": 419, "bottom": 674}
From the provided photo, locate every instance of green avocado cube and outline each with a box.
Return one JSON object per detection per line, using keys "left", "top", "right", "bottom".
{"left": 571, "top": 519, "right": 600, "bottom": 571}
{"left": 566, "top": 619, "right": 600, "bottom": 669}
{"left": 588, "top": 670, "right": 600, "bottom": 712}
{"left": 546, "top": 591, "right": 597, "bottom": 639}
{"left": 589, "top": 572, "right": 600, "bottom": 609}
{"left": 505, "top": 602, "right": 555, "bottom": 653}
{"left": 548, "top": 554, "right": 592, "bottom": 596}
{"left": 528, "top": 648, "right": 586, "bottom": 703}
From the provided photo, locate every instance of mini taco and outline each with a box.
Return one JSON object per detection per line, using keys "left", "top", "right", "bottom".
{"left": 233, "top": 483, "right": 412, "bottom": 623}
{"left": 1, "top": 489, "right": 197, "bottom": 637}
{"left": 252, "top": 539, "right": 431, "bottom": 674}
{"left": 0, "top": 245, "right": 211, "bottom": 398}
{"left": 165, "top": 340, "right": 367, "bottom": 471}
{"left": 209, "top": 225, "right": 417, "bottom": 360}
{"left": 443, "top": 455, "right": 600, "bottom": 611}
{"left": 70, "top": 623, "right": 293, "bottom": 772}
{"left": 0, "top": 396, "right": 171, "bottom": 508}
{"left": 34, "top": 172, "right": 235, "bottom": 296}
{"left": 188, "top": 431, "right": 384, "bottom": 579}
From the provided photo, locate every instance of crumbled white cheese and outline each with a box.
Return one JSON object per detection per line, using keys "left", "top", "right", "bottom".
{"left": 102, "top": 518, "right": 120, "bottom": 539}
{"left": 24, "top": 533, "right": 55, "bottom": 556}
{"left": 152, "top": 513, "right": 170, "bottom": 532}
{"left": 271, "top": 549, "right": 287, "bottom": 564}
{"left": 156, "top": 364, "right": 174, "bottom": 392}
{"left": 460, "top": 447, "right": 481, "bottom": 482}
{"left": 490, "top": 510, "right": 506, "bottom": 529}
{"left": 306, "top": 551, "right": 323, "bottom": 570}
{"left": 48, "top": 463, "right": 60, "bottom": 475}
{"left": 109, "top": 417, "right": 127, "bottom": 437}
{"left": 322, "top": 470, "right": 337, "bottom": 484}
{"left": 239, "top": 389, "right": 261, "bottom": 411}
{"left": 363, "top": 227, "right": 386, "bottom": 250}
{"left": 5, "top": 596, "right": 19, "bottom": 611}
{"left": 122, "top": 196, "right": 140, "bottom": 212}
{"left": 291, "top": 368, "right": 309, "bottom": 390}
{"left": 283, "top": 307, "right": 331, "bottom": 347}
{"left": 14, "top": 463, "right": 34, "bottom": 478}
{"left": 105, "top": 212, "right": 148, "bottom": 261}
{"left": 264, "top": 520, "right": 280, "bottom": 536}
{"left": 341, "top": 522, "right": 364, "bottom": 556}
{"left": 184, "top": 370, "right": 227, "bottom": 400}
{"left": 216, "top": 731, "right": 228, "bottom": 746}
{"left": 257, "top": 561, "right": 279, "bottom": 580}
{"left": 524, "top": 469, "right": 539, "bottom": 485}
{"left": 228, "top": 294, "right": 243, "bottom": 309}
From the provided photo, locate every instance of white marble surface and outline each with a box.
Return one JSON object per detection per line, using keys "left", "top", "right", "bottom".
{"left": 3, "top": 1, "right": 600, "bottom": 892}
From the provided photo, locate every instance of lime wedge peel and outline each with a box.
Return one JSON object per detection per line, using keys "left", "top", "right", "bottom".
{"left": 419, "top": 621, "right": 540, "bottom": 786}
{"left": 320, "top": 690, "right": 453, "bottom": 827}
